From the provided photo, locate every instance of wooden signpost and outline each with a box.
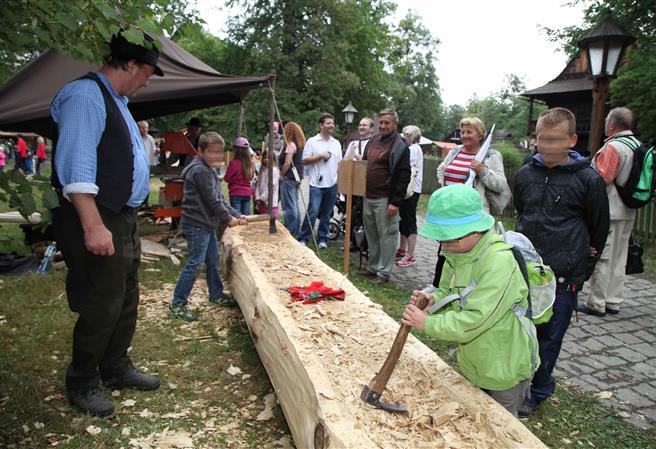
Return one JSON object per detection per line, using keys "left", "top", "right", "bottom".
{"left": 337, "top": 159, "right": 367, "bottom": 276}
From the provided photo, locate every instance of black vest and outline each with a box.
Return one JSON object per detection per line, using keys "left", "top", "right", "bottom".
{"left": 51, "top": 72, "right": 133, "bottom": 213}
{"left": 278, "top": 143, "right": 304, "bottom": 181}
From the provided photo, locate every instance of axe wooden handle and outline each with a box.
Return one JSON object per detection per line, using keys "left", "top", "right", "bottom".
{"left": 244, "top": 214, "right": 270, "bottom": 223}
{"left": 368, "top": 296, "right": 429, "bottom": 394}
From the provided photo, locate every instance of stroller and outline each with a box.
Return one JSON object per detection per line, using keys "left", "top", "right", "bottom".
{"left": 328, "top": 194, "right": 368, "bottom": 268}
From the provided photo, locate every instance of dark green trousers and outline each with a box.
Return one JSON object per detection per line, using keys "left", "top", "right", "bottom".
{"left": 53, "top": 202, "right": 141, "bottom": 391}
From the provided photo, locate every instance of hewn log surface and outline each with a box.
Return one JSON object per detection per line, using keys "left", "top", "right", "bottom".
{"left": 222, "top": 223, "right": 548, "bottom": 449}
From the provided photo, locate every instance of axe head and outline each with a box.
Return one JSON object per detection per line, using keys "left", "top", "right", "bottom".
{"left": 360, "top": 385, "right": 408, "bottom": 414}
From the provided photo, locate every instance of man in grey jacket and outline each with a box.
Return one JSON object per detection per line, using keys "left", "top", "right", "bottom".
{"left": 360, "top": 109, "right": 411, "bottom": 284}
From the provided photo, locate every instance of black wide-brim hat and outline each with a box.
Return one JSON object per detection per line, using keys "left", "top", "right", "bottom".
{"left": 110, "top": 33, "right": 164, "bottom": 77}
{"left": 186, "top": 117, "right": 202, "bottom": 127}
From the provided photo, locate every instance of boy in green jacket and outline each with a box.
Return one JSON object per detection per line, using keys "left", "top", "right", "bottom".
{"left": 402, "top": 184, "right": 539, "bottom": 417}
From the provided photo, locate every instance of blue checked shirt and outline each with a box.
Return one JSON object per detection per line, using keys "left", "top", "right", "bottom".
{"left": 51, "top": 72, "right": 149, "bottom": 207}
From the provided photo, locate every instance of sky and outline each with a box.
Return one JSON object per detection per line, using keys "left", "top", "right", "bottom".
{"left": 195, "top": 0, "right": 586, "bottom": 106}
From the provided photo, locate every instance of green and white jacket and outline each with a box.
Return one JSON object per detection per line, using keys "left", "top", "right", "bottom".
{"left": 425, "top": 230, "right": 539, "bottom": 391}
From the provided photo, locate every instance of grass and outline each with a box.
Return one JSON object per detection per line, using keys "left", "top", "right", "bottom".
{"left": 313, "top": 244, "right": 656, "bottom": 449}
{"left": 0, "top": 250, "right": 290, "bottom": 448}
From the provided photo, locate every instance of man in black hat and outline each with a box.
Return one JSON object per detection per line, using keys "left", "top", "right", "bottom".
{"left": 50, "top": 31, "right": 164, "bottom": 416}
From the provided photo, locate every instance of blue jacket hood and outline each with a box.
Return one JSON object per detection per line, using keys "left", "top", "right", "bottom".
{"left": 532, "top": 150, "right": 586, "bottom": 166}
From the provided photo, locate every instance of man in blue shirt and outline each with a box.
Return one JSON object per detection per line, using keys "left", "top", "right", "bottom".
{"left": 50, "top": 32, "right": 163, "bottom": 417}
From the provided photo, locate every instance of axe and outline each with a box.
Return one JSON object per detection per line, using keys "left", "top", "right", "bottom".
{"left": 360, "top": 295, "right": 429, "bottom": 413}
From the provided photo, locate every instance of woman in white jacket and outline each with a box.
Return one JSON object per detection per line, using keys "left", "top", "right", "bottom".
{"left": 437, "top": 117, "right": 507, "bottom": 212}
{"left": 428, "top": 117, "right": 509, "bottom": 291}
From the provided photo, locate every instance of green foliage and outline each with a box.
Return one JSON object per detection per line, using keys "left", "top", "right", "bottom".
{"left": 464, "top": 74, "right": 546, "bottom": 140}
{"left": 439, "top": 104, "right": 467, "bottom": 138}
{"left": 495, "top": 141, "right": 524, "bottom": 169}
{"left": 209, "top": 0, "right": 443, "bottom": 140}
{"left": 543, "top": 0, "right": 656, "bottom": 139}
{"left": 612, "top": 47, "right": 656, "bottom": 139}
{"left": 386, "top": 12, "right": 443, "bottom": 137}
{"left": 0, "top": 171, "right": 58, "bottom": 227}
{"left": 0, "top": 0, "right": 200, "bottom": 85}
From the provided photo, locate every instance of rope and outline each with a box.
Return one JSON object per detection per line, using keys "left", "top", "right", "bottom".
{"left": 266, "top": 79, "right": 321, "bottom": 254}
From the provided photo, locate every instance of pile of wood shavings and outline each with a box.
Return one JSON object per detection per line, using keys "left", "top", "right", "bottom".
{"left": 235, "top": 227, "right": 526, "bottom": 449}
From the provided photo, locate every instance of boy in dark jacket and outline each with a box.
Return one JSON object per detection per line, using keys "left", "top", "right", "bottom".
{"left": 514, "top": 107, "right": 609, "bottom": 416}
{"left": 170, "top": 132, "right": 247, "bottom": 322}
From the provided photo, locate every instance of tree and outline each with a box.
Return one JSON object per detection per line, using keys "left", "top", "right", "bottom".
{"left": 0, "top": 0, "right": 199, "bottom": 84}
{"left": 543, "top": 0, "right": 656, "bottom": 138}
{"left": 386, "top": 12, "right": 443, "bottom": 138}
{"left": 463, "top": 74, "right": 544, "bottom": 139}
{"left": 223, "top": 0, "right": 443, "bottom": 139}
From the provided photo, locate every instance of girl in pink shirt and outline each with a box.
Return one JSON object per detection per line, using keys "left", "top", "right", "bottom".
{"left": 224, "top": 137, "right": 254, "bottom": 214}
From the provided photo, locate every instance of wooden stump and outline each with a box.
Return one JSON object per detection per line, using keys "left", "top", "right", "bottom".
{"left": 221, "top": 223, "right": 548, "bottom": 449}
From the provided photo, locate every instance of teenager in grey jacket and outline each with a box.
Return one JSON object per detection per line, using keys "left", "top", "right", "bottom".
{"left": 170, "top": 132, "right": 246, "bottom": 322}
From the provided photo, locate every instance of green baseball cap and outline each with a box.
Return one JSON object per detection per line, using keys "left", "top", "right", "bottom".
{"left": 419, "top": 184, "right": 495, "bottom": 241}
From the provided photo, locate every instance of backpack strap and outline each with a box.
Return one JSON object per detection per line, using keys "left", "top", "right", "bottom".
{"left": 426, "top": 280, "right": 478, "bottom": 314}
{"left": 425, "top": 240, "right": 504, "bottom": 315}
{"left": 512, "top": 303, "right": 540, "bottom": 373}
{"left": 609, "top": 135, "right": 640, "bottom": 151}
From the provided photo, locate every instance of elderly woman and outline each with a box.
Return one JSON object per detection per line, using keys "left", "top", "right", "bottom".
{"left": 427, "top": 117, "right": 508, "bottom": 291}
{"left": 437, "top": 117, "right": 507, "bottom": 210}
{"left": 396, "top": 125, "right": 424, "bottom": 267}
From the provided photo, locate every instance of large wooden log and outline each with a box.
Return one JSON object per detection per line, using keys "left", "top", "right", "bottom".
{"left": 221, "top": 223, "right": 548, "bottom": 449}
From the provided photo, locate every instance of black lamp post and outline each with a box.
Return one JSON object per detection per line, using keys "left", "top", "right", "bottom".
{"left": 578, "top": 13, "right": 635, "bottom": 154}
{"left": 341, "top": 101, "right": 358, "bottom": 149}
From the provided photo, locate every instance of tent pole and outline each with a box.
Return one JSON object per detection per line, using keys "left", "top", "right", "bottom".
{"left": 238, "top": 101, "right": 244, "bottom": 136}
{"left": 268, "top": 70, "right": 277, "bottom": 234}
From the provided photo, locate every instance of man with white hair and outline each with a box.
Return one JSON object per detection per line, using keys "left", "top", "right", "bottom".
{"left": 582, "top": 107, "right": 641, "bottom": 316}
{"left": 138, "top": 120, "right": 157, "bottom": 166}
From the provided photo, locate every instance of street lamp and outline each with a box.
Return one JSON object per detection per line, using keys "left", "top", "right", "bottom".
{"left": 341, "top": 101, "right": 358, "bottom": 148}
{"left": 578, "top": 12, "right": 635, "bottom": 154}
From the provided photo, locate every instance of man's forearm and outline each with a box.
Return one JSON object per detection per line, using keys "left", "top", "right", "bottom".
{"left": 302, "top": 154, "right": 325, "bottom": 165}
{"left": 69, "top": 192, "right": 115, "bottom": 256}
{"left": 69, "top": 193, "right": 105, "bottom": 232}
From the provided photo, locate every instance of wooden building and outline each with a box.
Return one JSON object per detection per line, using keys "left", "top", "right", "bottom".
{"left": 522, "top": 51, "right": 594, "bottom": 154}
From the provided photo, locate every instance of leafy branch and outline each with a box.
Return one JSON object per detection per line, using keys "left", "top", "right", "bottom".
{"left": 0, "top": 171, "right": 59, "bottom": 227}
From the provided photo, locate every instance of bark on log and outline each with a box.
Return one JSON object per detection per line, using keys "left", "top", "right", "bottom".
{"left": 221, "top": 223, "right": 548, "bottom": 449}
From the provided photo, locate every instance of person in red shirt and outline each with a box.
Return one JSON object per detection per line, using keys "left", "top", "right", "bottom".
{"left": 224, "top": 137, "right": 255, "bottom": 214}
{"left": 13, "top": 135, "right": 27, "bottom": 172}
{"left": 35, "top": 136, "right": 47, "bottom": 175}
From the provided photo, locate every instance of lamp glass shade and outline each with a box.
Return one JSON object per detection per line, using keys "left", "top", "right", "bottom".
{"left": 605, "top": 41, "right": 623, "bottom": 76}
{"left": 344, "top": 111, "right": 355, "bottom": 125}
{"left": 588, "top": 42, "right": 605, "bottom": 76}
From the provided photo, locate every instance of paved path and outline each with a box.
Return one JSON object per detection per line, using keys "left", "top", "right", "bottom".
{"left": 384, "top": 217, "right": 656, "bottom": 430}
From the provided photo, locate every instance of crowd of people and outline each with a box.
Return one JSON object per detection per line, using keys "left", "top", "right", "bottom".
{"left": 0, "top": 134, "right": 48, "bottom": 174}
{"left": 45, "top": 30, "right": 640, "bottom": 423}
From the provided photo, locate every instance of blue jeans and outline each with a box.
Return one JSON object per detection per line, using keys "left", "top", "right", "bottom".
{"left": 528, "top": 289, "right": 578, "bottom": 406}
{"left": 280, "top": 179, "right": 300, "bottom": 237}
{"left": 230, "top": 195, "right": 250, "bottom": 215}
{"left": 299, "top": 184, "right": 337, "bottom": 243}
{"left": 172, "top": 223, "right": 223, "bottom": 306}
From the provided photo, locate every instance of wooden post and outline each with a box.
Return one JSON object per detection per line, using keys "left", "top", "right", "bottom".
{"left": 588, "top": 76, "right": 609, "bottom": 155}
{"left": 342, "top": 160, "right": 354, "bottom": 276}
{"left": 526, "top": 97, "right": 534, "bottom": 135}
{"left": 268, "top": 71, "right": 277, "bottom": 234}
